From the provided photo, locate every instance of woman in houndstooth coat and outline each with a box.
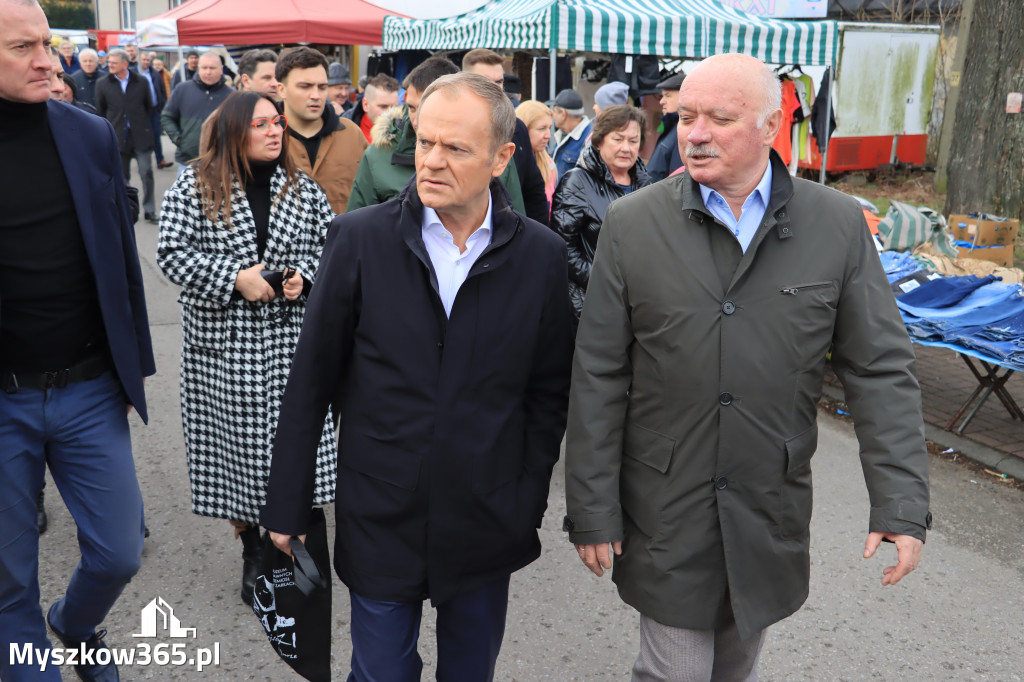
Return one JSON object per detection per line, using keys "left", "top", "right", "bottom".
{"left": 157, "top": 92, "right": 336, "bottom": 605}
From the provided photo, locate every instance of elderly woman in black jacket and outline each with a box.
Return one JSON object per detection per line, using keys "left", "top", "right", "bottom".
{"left": 551, "top": 105, "right": 650, "bottom": 320}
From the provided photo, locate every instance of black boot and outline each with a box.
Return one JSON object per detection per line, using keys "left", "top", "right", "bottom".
{"left": 240, "top": 526, "right": 262, "bottom": 607}
{"left": 37, "top": 491, "right": 47, "bottom": 535}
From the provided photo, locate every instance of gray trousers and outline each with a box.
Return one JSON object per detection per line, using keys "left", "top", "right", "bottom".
{"left": 631, "top": 609, "right": 766, "bottom": 682}
{"left": 121, "top": 126, "right": 155, "bottom": 215}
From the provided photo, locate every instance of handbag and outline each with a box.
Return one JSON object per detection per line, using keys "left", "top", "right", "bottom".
{"left": 252, "top": 507, "right": 332, "bottom": 682}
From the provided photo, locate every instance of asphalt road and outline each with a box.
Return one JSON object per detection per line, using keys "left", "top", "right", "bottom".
{"left": 32, "top": 145, "right": 1024, "bottom": 681}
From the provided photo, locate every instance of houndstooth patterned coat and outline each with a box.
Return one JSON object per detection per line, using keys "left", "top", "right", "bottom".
{"left": 157, "top": 165, "right": 337, "bottom": 524}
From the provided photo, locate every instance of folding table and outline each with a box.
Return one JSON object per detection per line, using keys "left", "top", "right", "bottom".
{"left": 910, "top": 339, "right": 1023, "bottom": 435}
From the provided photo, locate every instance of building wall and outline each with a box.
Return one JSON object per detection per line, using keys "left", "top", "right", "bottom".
{"left": 95, "top": 0, "right": 173, "bottom": 32}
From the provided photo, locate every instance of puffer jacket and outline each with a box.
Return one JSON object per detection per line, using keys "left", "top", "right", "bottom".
{"left": 550, "top": 143, "right": 650, "bottom": 318}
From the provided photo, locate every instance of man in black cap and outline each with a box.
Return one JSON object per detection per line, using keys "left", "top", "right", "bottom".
{"left": 549, "top": 88, "right": 592, "bottom": 176}
{"left": 328, "top": 62, "right": 354, "bottom": 115}
{"left": 647, "top": 72, "right": 685, "bottom": 182}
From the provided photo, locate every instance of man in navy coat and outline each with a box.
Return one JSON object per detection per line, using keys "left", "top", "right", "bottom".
{"left": 262, "top": 72, "right": 573, "bottom": 680}
{"left": 0, "top": 2, "right": 155, "bottom": 680}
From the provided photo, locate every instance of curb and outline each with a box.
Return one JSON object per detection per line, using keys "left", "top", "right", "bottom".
{"left": 820, "top": 383, "right": 1024, "bottom": 481}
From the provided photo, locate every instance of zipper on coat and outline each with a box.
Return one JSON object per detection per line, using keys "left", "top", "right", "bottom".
{"left": 780, "top": 281, "right": 832, "bottom": 295}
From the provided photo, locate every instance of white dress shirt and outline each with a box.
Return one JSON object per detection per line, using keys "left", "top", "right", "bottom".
{"left": 421, "top": 197, "right": 493, "bottom": 318}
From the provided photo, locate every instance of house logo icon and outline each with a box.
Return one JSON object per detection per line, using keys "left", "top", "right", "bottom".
{"left": 132, "top": 597, "right": 197, "bottom": 638}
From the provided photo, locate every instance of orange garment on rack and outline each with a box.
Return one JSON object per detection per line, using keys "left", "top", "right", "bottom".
{"left": 772, "top": 79, "right": 798, "bottom": 166}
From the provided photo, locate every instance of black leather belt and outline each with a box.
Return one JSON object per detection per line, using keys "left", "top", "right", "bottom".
{"left": 1, "top": 354, "right": 111, "bottom": 394}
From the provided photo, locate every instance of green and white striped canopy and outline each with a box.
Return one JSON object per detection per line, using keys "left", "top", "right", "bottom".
{"left": 383, "top": 0, "right": 837, "bottom": 67}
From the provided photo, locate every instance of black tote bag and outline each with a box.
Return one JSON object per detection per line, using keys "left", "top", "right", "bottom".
{"left": 252, "top": 508, "right": 332, "bottom": 682}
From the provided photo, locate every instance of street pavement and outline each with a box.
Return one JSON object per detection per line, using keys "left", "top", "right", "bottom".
{"left": 32, "top": 148, "right": 1024, "bottom": 680}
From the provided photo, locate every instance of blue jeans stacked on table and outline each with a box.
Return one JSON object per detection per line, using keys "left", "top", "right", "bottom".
{"left": 879, "top": 251, "right": 925, "bottom": 283}
{"left": 896, "top": 276, "right": 1024, "bottom": 371}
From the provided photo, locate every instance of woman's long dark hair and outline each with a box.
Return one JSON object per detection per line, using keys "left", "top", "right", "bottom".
{"left": 193, "top": 91, "right": 298, "bottom": 226}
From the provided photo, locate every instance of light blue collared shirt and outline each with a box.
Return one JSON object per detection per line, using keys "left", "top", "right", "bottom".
{"left": 137, "top": 67, "right": 158, "bottom": 106}
{"left": 421, "top": 197, "right": 493, "bottom": 318}
{"left": 699, "top": 162, "right": 773, "bottom": 253}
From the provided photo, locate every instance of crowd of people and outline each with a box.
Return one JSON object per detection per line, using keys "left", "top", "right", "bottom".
{"left": 2, "top": 0, "right": 934, "bottom": 680}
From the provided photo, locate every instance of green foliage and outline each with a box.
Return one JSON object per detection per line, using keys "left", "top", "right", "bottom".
{"left": 41, "top": 0, "right": 95, "bottom": 30}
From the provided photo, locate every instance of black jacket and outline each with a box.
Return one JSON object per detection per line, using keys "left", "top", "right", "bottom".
{"left": 341, "top": 93, "right": 366, "bottom": 127}
{"left": 261, "top": 179, "right": 574, "bottom": 605}
{"left": 94, "top": 70, "right": 154, "bottom": 152}
{"left": 512, "top": 118, "right": 550, "bottom": 226}
{"left": 647, "top": 126, "right": 683, "bottom": 183}
{"left": 551, "top": 143, "right": 650, "bottom": 318}
{"left": 71, "top": 69, "right": 102, "bottom": 107}
{"left": 137, "top": 66, "right": 167, "bottom": 109}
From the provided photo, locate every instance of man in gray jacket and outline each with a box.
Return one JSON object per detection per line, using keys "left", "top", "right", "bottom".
{"left": 563, "top": 53, "right": 931, "bottom": 681}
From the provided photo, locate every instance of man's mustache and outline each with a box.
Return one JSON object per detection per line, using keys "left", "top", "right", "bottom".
{"left": 686, "top": 144, "right": 719, "bottom": 158}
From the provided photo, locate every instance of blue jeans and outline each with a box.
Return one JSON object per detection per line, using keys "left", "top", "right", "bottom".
{"left": 151, "top": 109, "right": 165, "bottom": 164}
{"left": 347, "top": 575, "right": 510, "bottom": 682}
{"left": 0, "top": 372, "right": 145, "bottom": 682}
{"left": 899, "top": 282, "right": 1024, "bottom": 327}
{"left": 898, "top": 274, "right": 999, "bottom": 308}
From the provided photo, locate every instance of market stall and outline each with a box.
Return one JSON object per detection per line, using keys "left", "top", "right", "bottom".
{"left": 878, "top": 208, "right": 1024, "bottom": 436}
{"left": 382, "top": 0, "right": 837, "bottom": 178}
{"left": 136, "top": 0, "right": 404, "bottom": 47}
{"left": 381, "top": 0, "right": 837, "bottom": 65}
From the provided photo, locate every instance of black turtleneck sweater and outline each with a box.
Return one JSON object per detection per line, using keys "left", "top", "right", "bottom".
{"left": 244, "top": 158, "right": 278, "bottom": 261}
{"left": 0, "top": 98, "right": 105, "bottom": 371}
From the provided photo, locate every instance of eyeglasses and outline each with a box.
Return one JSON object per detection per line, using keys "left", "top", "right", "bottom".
{"left": 250, "top": 115, "right": 287, "bottom": 134}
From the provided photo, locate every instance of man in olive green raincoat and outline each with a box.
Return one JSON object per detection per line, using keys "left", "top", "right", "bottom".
{"left": 564, "top": 53, "right": 931, "bottom": 681}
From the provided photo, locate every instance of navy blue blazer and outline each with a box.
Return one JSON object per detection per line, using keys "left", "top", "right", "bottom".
{"left": 44, "top": 100, "right": 156, "bottom": 421}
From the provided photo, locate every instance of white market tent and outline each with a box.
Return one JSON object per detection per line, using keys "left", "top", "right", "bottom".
{"left": 382, "top": 0, "right": 838, "bottom": 67}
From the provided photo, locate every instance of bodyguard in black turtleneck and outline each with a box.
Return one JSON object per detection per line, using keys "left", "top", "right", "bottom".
{"left": 0, "top": 2, "right": 155, "bottom": 681}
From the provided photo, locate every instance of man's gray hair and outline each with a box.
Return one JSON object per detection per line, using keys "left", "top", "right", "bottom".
{"left": 556, "top": 105, "right": 584, "bottom": 118}
{"left": 79, "top": 48, "right": 98, "bottom": 60}
{"left": 756, "top": 61, "right": 782, "bottom": 129}
{"left": 107, "top": 48, "right": 129, "bottom": 63}
{"left": 420, "top": 72, "right": 515, "bottom": 155}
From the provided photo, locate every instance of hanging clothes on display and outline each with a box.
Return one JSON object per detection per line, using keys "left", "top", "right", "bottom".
{"left": 608, "top": 54, "right": 661, "bottom": 97}
{"left": 772, "top": 78, "right": 799, "bottom": 168}
{"left": 811, "top": 66, "right": 837, "bottom": 154}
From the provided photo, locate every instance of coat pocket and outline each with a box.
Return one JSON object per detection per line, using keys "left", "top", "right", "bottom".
{"left": 620, "top": 423, "right": 675, "bottom": 537}
{"left": 341, "top": 434, "right": 422, "bottom": 491}
{"left": 181, "top": 304, "right": 229, "bottom": 355}
{"left": 777, "top": 423, "right": 818, "bottom": 539}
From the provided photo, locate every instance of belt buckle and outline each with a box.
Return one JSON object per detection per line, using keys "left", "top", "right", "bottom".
{"left": 45, "top": 369, "right": 71, "bottom": 389}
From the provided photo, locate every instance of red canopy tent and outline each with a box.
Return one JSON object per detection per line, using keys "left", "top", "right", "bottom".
{"left": 136, "top": 0, "right": 405, "bottom": 47}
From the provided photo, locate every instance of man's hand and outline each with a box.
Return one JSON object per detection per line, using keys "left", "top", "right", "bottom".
{"left": 269, "top": 531, "right": 306, "bottom": 559}
{"left": 864, "top": 532, "right": 923, "bottom": 586}
{"left": 281, "top": 268, "right": 304, "bottom": 301}
{"left": 574, "top": 542, "right": 622, "bottom": 577}
{"left": 235, "top": 264, "right": 275, "bottom": 302}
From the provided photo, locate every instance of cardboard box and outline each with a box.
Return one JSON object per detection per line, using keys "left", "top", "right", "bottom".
{"left": 947, "top": 214, "right": 1019, "bottom": 246}
{"left": 947, "top": 214, "right": 1019, "bottom": 267}
{"left": 955, "top": 244, "right": 1015, "bottom": 268}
